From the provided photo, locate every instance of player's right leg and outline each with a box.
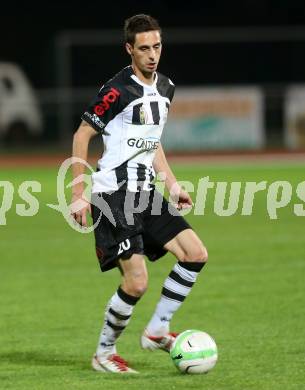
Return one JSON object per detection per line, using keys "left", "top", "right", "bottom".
{"left": 92, "top": 254, "right": 148, "bottom": 373}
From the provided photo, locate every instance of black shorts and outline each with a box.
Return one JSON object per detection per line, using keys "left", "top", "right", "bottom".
{"left": 91, "top": 188, "right": 191, "bottom": 272}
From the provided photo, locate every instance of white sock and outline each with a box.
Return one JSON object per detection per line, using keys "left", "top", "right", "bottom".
{"left": 96, "top": 286, "right": 139, "bottom": 358}
{"left": 146, "top": 261, "right": 205, "bottom": 337}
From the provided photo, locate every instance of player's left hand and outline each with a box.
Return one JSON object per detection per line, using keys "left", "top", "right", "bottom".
{"left": 170, "top": 184, "right": 193, "bottom": 210}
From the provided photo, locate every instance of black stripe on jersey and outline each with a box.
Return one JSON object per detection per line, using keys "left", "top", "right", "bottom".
{"left": 132, "top": 103, "right": 142, "bottom": 124}
{"left": 148, "top": 167, "right": 154, "bottom": 189}
{"left": 150, "top": 101, "right": 160, "bottom": 125}
{"left": 82, "top": 66, "right": 144, "bottom": 132}
{"left": 161, "top": 287, "right": 186, "bottom": 302}
{"left": 126, "top": 81, "right": 144, "bottom": 99}
{"left": 108, "top": 307, "right": 131, "bottom": 321}
{"left": 115, "top": 162, "right": 128, "bottom": 190}
{"left": 169, "top": 270, "right": 194, "bottom": 288}
{"left": 156, "top": 72, "right": 175, "bottom": 102}
{"left": 106, "top": 320, "right": 125, "bottom": 331}
{"left": 136, "top": 163, "right": 146, "bottom": 191}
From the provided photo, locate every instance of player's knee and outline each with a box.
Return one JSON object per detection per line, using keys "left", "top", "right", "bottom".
{"left": 130, "top": 281, "right": 148, "bottom": 297}
{"left": 184, "top": 244, "right": 208, "bottom": 263}
{"left": 123, "top": 276, "right": 148, "bottom": 297}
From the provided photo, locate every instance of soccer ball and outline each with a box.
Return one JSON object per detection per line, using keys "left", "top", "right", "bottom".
{"left": 170, "top": 329, "right": 218, "bottom": 374}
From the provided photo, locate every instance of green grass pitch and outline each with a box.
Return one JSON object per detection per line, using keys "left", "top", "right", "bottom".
{"left": 0, "top": 161, "right": 304, "bottom": 389}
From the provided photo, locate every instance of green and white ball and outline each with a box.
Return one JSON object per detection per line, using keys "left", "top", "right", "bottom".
{"left": 170, "top": 329, "right": 218, "bottom": 374}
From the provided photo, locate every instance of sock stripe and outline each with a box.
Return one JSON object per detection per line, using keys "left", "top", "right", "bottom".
{"left": 164, "top": 278, "right": 191, "bottom": 297}
{"left": 100, "top": 342, "right": 114, "bottom": 348}
{"left": 161, "top": 287, "right": 186, "bottom": 302}
{"left": 106, "top": 320, "right": 126, "bottom": 331}
{"left": 178, "top": 261, "right": 206, "bottom": 272}
{"left": 146, "top": 261, "right": 205, "bottom": 337}
{"left": 169, "top": 270, "right": 194, "bottom": 288}
{"left": 108, "top": 307, "right": 131, "bottom": 321}
{"left": 117, "top": 286, "right": 140, "bottom": 306}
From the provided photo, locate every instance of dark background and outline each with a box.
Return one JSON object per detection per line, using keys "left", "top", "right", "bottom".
{"left": 1, "top": 0, "right": 305, "bottom": 148}
{"left": 1, "top": 0, "right": 305, "bottom": 88}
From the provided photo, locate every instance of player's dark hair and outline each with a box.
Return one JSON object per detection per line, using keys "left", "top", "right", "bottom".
{"left": 124, "top": 14, "right": 161, "bottom": 45}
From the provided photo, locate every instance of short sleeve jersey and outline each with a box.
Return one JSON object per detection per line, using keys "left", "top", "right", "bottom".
{"left": 81, "top": 65, "right": 175, "bottom": 193}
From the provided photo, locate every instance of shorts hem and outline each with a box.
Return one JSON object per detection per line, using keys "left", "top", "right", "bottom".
{"left": 99, "top": 249, "right": 145, "bottom": 272}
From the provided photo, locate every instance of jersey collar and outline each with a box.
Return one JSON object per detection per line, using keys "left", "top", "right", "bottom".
{"left": 129, "top": 65, "right": 158, "bottom": 88}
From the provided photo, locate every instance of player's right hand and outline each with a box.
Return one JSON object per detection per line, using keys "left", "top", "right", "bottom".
{"left": 70, "top": 193, "right": 92, "bottom": 227}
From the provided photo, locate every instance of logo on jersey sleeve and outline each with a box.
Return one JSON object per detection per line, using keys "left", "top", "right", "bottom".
{"left": 83, "top": 112, "right": 106, "bottom": 130}
{"left": 94, "top": 87, "right": 120, "bottom": 116}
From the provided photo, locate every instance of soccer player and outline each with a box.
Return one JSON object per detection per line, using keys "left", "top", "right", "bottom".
{"left": 71, "top": 14, "right": 208, "bottom": 373}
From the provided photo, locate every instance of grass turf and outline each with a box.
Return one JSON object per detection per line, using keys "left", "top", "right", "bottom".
{"left": 0, "top": 162, "right": 305, "bottom": 389}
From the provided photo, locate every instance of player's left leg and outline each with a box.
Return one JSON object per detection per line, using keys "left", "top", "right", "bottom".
{"left": 141, "top": 228, "right": 207, "bottom": 351}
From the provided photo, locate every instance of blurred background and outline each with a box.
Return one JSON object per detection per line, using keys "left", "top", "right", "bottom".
{"left": 1, "top": 0, "right": 305, "bottom": 153}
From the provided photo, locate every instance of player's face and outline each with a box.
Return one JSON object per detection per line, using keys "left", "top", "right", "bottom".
{"left": 126, "top": 30, "right": 162, "bottom": 76}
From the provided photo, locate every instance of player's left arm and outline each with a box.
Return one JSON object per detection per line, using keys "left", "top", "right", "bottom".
{"left": 153, "top": 143, "right": 192, "bottom": 209}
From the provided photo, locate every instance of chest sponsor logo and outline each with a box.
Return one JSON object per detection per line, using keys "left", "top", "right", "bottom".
{"left": 94, "top": 87, "right": 120, "bottom": 116}
{"left": 127, "top": 137, "right": 159, "bottom": 150}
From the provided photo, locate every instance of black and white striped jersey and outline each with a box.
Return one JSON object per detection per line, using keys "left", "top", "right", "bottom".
{"left": 81, "top": 66, "right": 175, "bottom": 193}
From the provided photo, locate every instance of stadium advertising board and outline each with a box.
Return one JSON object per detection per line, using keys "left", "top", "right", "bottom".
{"left": 162, "top": 87, "right": 264, "bottom": 150}
{"left": 285, "top": 86, "right": 305, "bottom": 149}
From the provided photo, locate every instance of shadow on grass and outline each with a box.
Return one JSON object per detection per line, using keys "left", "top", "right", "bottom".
{"left": 0, "top": 352, "right": 188, "bottom": 379}
{"left": 0, "top": 351, "right": 89, "bottom": 370}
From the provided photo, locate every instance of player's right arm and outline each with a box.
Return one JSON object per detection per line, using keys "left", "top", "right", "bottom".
{"left": 71, "top": 120, "right": 97, "bottom": 227}
{"left": 72, "top": 81, "right": 122, "bottom": 226}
